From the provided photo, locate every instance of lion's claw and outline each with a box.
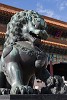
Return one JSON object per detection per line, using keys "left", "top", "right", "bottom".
{"left": 10, "top": 85, "right": 33, "bottom": 94}
{"left": 0, "top": 88, "right": 10, "bottom": 95}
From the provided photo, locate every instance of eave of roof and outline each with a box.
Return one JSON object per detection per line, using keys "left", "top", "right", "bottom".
{"left": 43, "top": 16, "right": 67, "bottom": 30}
{"left": 0, "top": 3, "right": 67, "bottom": 30}
{"left": 0, "top": 3, "right": 22, "bottom": 14}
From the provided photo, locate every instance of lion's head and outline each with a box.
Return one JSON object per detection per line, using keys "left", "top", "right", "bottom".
{"left": 4, "top": 10, "right": 48, "bottom": 47}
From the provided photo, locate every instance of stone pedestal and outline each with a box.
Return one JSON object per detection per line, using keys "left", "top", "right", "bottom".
{"left": 0, "top": 94, "right": 67, "bottom": 100}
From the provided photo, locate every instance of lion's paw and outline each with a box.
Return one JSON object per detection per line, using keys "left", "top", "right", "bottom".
{"left": 0, "top": 88, "right": 10, "bottom": 95}
{"left": 10, "top": 85, "right": 33, "bottom": 94}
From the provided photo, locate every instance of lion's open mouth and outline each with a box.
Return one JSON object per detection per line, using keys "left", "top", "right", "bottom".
{"left": 29, "top": 31, "right": 41, "bottom": 39}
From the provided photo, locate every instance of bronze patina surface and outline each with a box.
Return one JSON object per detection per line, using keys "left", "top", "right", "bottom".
{"left": 0, "top": 10, "right": 66, "bottom": 94}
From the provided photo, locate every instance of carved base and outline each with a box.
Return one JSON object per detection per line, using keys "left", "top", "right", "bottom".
{"left": 0, "top": 94, "right": 67, "bottom": 100}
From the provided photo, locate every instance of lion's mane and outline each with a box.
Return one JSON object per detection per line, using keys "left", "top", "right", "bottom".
{"left": 4, "top": 10, "right": 46, "bottom": 47}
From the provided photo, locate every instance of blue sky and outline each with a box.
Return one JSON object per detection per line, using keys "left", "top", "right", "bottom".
{"left": 0, "top": 0, "right": 67, "bottom": 22}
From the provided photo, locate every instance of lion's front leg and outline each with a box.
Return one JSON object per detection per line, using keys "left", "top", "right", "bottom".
{"left": 5, "top": 62, "right": 24, "bottom": 94}
{"left": 4, "top": 62, "right": 33, "bottom": 94}
{"left": 0, "top": 65, "right": 10, "bottom": 94}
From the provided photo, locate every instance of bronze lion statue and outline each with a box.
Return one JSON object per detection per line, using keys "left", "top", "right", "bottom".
{"left": 0, "top": 10, "right": 66, "bottom": 94}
